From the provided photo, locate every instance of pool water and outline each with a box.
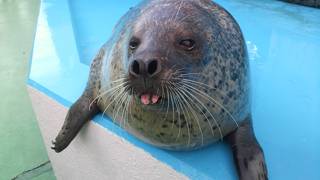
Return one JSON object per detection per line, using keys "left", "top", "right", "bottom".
{"left": 29, "top": 0, "right": 320, "bottom": 179}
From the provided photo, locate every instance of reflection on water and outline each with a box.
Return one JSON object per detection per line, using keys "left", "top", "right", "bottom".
{"left": 246, "top": 41, "right": 260, "bottom": 61}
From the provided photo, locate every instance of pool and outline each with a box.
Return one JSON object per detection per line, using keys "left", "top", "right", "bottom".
{"left": 28, "top": 0, "right": 320, "bottom": 179}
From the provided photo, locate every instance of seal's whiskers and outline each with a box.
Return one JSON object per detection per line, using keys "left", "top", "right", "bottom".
{"left": 117, "top": 91, "right": 132, "bottom": 140}
{"left": 173, "top": 88, "right": 192, "bottom": 147}
{"left": 168, "top": 86, "right": 176, "bottom": 129}
{"left": 109, "top": 77, "right": 127, "bottom": 83}
{"left": 89, "top": 81, "right": 127, "bottom": 110}
{"left": 166, "top": 83, "right": 182, "bottom": 142}
{"left": 100, "top": 85, "right": 128, "bottom": 124}
{"left": 159, "top": 81, "right": 167, "bottom": 111}
{"left": 111, "top": 90, "right": 128, "bottom": 140}
{"left": 113, "top": 90, "right": 129, "bottom": 129}
{"left": 173, "top": 0, "right": 184, "bottom": 22}
{"left": 175, "top": 85, "right": 204, "bottom": 146}
{"left": 161, "top": 84, "right": 171, "bottom": 122}
{"left": 179, "top": 86, "right": 221, "bottom": 140}
{"left": 181, "top": 82, "right": 239, "bottom": 128}
{"left": 122, "top": 91, "right": 132, "bottom": 130}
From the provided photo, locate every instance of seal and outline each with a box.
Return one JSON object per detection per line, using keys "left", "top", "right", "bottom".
{"left": 52, "top": 0, "right": 268, "bottom": 179}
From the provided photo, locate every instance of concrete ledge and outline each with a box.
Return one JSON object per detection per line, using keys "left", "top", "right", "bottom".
{"left": 28, "top": 86, "right": 187, "bottom": 180}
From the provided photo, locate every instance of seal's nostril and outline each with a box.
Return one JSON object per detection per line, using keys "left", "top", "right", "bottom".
{"left": 130, "top": 59, "right": 160, "bottom": 77}
{"left": 147, "top": 59, "right": 160, "bottom": 76}
{"left": 130, "top": 60, "right": 140, "bottom": 76}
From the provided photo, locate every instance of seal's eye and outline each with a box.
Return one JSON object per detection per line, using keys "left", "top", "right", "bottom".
{"left": 129, "top": 38, "right": 140, "bottom": 50}
{"left": 179, "top": 39, "right": 195, "bottom": 51}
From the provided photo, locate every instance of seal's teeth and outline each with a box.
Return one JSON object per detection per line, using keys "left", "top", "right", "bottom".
{"left": 141, "top": 94, "right": 150, "bottom": 105}
{"left": 151, "top": 95, "right": 160, "bottom": 104}
{"left": 141, "top": 93, "right": 160, "bottom": 105}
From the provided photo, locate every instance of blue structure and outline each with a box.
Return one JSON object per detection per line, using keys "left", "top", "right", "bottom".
{"left": 28, "top": 0, "right": 320, "bottom": 179}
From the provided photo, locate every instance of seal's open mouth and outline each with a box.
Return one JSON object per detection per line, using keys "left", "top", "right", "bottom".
{"left": 140, "top": 93, "right": 161, "bottom": 105}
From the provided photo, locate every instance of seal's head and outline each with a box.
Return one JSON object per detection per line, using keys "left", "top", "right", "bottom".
{"left": 125, "top": 0, "right": 223, "bottom": 109}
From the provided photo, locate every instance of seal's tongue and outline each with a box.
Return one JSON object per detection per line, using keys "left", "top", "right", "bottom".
{"left": 141, "top": 94, "right": 160, "bottom": 105}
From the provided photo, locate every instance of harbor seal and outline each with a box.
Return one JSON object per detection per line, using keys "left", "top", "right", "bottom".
{"left": 52, "top": 0, "right": 268, "bottom": 179}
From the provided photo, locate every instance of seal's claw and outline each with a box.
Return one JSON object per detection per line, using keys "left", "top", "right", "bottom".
{"left": 51, "top": 140, "right": 58, "bottom": 152}
{"left": 51, "top": 140, "right": 55, "bottom": 149}
{"left": 51, "top": 138, "right": 64, "bottom": 153}
{"left": 51, "top": 139, "right": 65, "bottom": 153}
{"left": 51, "top": 141, "right": 63, "bottom": 153}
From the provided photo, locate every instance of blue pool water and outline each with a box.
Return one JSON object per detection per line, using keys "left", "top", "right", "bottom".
{"left": 29, "top": 0, "right": 320, "bottom": 179}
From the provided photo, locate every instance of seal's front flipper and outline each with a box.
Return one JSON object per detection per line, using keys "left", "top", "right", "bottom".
{"left": 51, "top": 92, "right": 99, "bottom": 153}
{"left": 225, "top": 116, "right": 268, "bottom": 180}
